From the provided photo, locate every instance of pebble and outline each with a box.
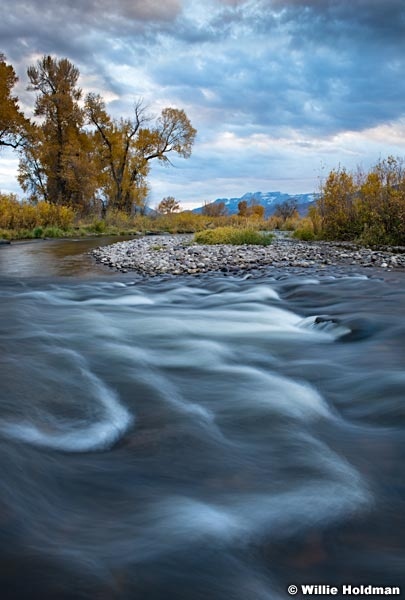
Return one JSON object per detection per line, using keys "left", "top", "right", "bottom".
{"left": 91, "top": 234, "right": 405, "bottom": 276}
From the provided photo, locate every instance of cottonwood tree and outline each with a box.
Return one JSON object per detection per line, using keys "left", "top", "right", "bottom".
{"left": 20, "top": 56, "right": 98, "bottom": 209}
{"left": 274, "top": 199, "right": 298, "bottom": 221}
{"left": 313, "top": 157, "right": 405, "bottom": 244}
{"left": 18, "top": 124, "right": 48, "bottom": 202}
{"left": 85, "top": 94, "right": 196, "bottom": 214}
{"left": 250, "top": 204, "right": 265, "bottom": 219}
{"left": 318, "top": 168, "right": 359, "bottom": 239}
{"left": 237, "top": 200, "right": 248, "bottom": 217}
{"left": 157, "top": 196, "right": 180, "bottom": 214}
{"left": 237, "top": 199, "right": 265, "bottom": 219}
{"left": 85, "top": 95, "right": 150, "bottom": 214}
{"left": 202, "top": 201, "right": 227, "bottom": 217}
{"left": 358, "top": 156, "right": 405, "bottom": 243}
{"left": 11, "top": 55, "right": 196, "bottom": 216}
{"left": 0, "top": 54, "right": 28, "bottom": 149}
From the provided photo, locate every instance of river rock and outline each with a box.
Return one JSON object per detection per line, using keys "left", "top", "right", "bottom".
{"left": 90, "top": 234, "right": 405, "bottom": 276}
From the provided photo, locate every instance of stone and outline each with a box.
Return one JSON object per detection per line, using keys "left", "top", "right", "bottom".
{"left": 90, "top": 233, "right": 405, "bottom": 277}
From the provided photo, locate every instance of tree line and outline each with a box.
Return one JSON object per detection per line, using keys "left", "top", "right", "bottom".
{"left": 314, "top": 156, "right": 405, "bottom": 245}
{"left": 3, "top": 52, "right": 405, "bottom": 246}
{"left": 0, "top": 54, "right": 196, "bottom": 215}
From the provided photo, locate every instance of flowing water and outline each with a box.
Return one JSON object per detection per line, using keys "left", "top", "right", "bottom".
{"left": 0, "top": 239, "right": 405, "bottom": 599}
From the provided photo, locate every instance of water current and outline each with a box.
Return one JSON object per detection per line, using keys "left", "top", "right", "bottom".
{"left": 0, "top": 238, "right": 405, "bottom": 599}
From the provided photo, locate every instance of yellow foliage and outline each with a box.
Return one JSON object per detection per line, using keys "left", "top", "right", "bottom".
{"left": 0, "top": 54, "right": 28, "bottom": 148}
{"left": 312, "top": 156, "right": 405, "bottom": 244}
{"left": 104, "top": 208, "right": 134, "bottom": 228}
{"left": 0, "top": 194, "right": 75, "bottom": 230}
{"left": 152, "top": 212, "right": 212, "bottom": 233}
{"left": 194, "top": 226, "right": 274, "bottom": 246}
{"left": 293, "top": 218, "right": 316, "bottom": 241}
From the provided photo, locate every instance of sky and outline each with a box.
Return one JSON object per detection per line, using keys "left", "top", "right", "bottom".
{"left": 1, "top": 0, "right": 405, "bottom": 209}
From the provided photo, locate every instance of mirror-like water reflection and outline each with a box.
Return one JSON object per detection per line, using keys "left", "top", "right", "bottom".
{"left": 0, "top": 236, "right": 134, "bottom": 278}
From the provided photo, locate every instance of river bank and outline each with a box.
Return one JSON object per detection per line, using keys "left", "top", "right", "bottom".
{"left": 91, "top": 233, "right": 405, "bottom": 275}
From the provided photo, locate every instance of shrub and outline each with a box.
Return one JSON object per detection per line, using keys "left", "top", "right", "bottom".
{"left": 0, "top": 193, "right": 20, "bottom": 229}
{"left": 157, "top": 212, "right": 210, "bottom": 233}
{"left": 91, "top": 219, "right": 107, "bottom": 233}
{"left": 282, "top": 216, "right": 301, "bottom": 231}
{"left": 43, "top": 226, "right": 65, "bottom": 238}
{"left": 105, "top": 209, "right": 133, "bottom": 229}
{"left": 293, "top": 228, "right": 316, "bottom": 241}
{"left": 293, "top": 217, "right": 316, "bottom": 241}
{"left": 0, "top": 194, "right": 75, "bottom": 231}
{"left": 357, "top": 223, "right": 390, "bottom": 247}
{"left": 265, "top": 215, "right": 284, "bottom": 230}
{"left": 35, "top": 202, "right": 75, "bottom": 229}
{"left": 194, "top": 227, "right": 274, "bottom": 246}
{"left": 33, "top": 226, "right": 44, "bottom": 238}
{"left": 314, "top": 156, "right": 405, "bottom": 244}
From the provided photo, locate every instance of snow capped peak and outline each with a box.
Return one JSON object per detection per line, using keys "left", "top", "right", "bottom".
{"left": 192, "top": 191, "right": 318, "bottom": 216}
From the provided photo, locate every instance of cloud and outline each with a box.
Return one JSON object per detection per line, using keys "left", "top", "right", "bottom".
{"left": 1, "top": 0, "right": 405, "bottom": 206}
{"left": 3, "top": 0, "right": 405, "bottom": 136}
{"left": 0, "top": 150, "right": 21, "bottom": 195}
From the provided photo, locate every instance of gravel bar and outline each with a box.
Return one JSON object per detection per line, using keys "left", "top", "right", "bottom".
{"left": 91, "top": 234, "right": 405, "bottom": 276}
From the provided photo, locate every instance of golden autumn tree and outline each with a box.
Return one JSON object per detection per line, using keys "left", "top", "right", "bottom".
{"left": 18, "top": 124, "right": 48, "bottom": 202}
{"left": 85, "top": 95, "right": 150, "bottom": 213}
{"left": 0, "top": 54, "right": 28, "bottom": 149}
{"left": 157, "top": 196, "right": 180, "bottom": 214}
{"left": 318, "top": 167, "right": 359, "bottom": 239}
{"left": 237, "top": 200, "right": 248, "bottom": 217}
{"left": 358, "top": 156, "right": 405, "bottom": 244}
{"left": 85, "top": 94, "right": 196, "bottom": 214}
{"left": 20, "top": 56, "right": 98, "bottom": 210}
{"left": 250, "top": 204, "right": 265, "bottom": 219}
{"left": 237, "top": 199, "right": 265, "bottom": 219}
{"left": 202, "top": 201, "right": 227, "bottom": 216}
{"left": 312, "top": 156, "right": 405, "bottom": 244}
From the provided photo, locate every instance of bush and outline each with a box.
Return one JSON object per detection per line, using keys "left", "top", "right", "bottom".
{"left": 265, "top": 215, "right": 283, "bottom": 230}
{"left": 36, "top": 202, "right": 74, "bottom": 229}
{"left": 104, "top": 209, "right": 133, "bottom": 229}
{"left": 0, "top": 194, "right": 75, "bottom": 231}
{"left": 293, "top": 228, "right": 315, "bottom": 241}
{"left": 155, "top": 212, "right": 210, "bottom": 233}
{"left": 43, "top": 226, "right": 65, "bottom": 238}
{"left": 314, "top": 157, "right": 405, "bottom": 245}
{"left": 357, "top": 223, "right": 390, "bottom": 247}
{"left": 293, "top": 217, "right": 316, "bottom": 241}
{"left": 282, "top": 216, "right": 301, "bottom": 231}
{"left": 33, "top": 226, "right": 44, "bottom": 238}
{"left": 91, "top": 219, "right": 107, "bottom": 233}
{"left": 194, "top": 227, "right": 274, "bottom": 246}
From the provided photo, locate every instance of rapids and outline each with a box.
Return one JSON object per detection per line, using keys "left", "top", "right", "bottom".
{"left": 0, "top": 238, "right": 404, "bottom": 598}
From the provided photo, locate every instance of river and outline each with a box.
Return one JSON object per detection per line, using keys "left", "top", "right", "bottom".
{"left": 0, "top": 238, "right": 404, "bottom": 599}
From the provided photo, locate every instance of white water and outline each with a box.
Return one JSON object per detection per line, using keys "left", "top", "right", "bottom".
{"left": 0, "top": 350, "right": 133, "bottom": 452}
{"left": 1, "top": 271, "right": 404, "bottom": 599}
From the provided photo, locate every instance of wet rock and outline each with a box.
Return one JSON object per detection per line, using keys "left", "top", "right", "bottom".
{"left": 90, "top": 234, "right": 405, "bottom": 276}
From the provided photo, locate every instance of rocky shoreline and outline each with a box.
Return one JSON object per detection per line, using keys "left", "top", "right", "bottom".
{"left": 90, "top": 233, "right": 405, "bottom": 276}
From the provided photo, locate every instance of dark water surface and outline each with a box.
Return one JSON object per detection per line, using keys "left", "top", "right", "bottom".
{"left": 0, "top": 236, "right": 131, "bottom": 278}
{"left": 1, "top": 240, "right": 405, "bottom": 599}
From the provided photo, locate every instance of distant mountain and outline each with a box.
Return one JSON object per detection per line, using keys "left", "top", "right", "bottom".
{"left": 192, "top": 191, "right": 318, "bottom": 217}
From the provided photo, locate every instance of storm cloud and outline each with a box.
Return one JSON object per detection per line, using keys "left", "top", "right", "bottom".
{"left": 1, "top": 0, "right": 405, "bottom": 206}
